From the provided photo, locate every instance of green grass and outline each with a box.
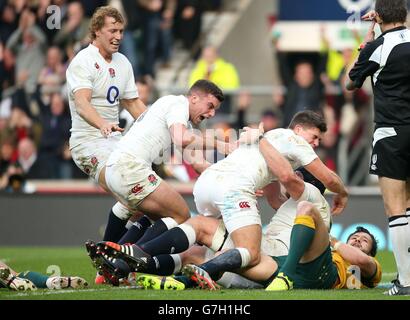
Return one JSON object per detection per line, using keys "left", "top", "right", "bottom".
{"left": 0, "top": 247, "right": 409, "bottom": 300}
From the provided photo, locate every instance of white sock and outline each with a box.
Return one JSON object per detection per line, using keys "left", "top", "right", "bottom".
{"left": 236, "top": 247, "right": 251, "bottom": 268}
{"left": 162, "top": 217, "right": 179, "bottom": 230}
{"left": 112, "top": 202, "right": 131, "bottom": 220}
{"left": 178, "top": 224, "right": 197, "bottom": 247}
{"left": 389, "top": 215, "right": 410, "bottom": 286}
{"left": 170, "top": 254, "right": 182, "bottom": 274}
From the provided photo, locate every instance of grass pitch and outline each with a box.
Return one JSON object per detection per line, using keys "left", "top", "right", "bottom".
{"left": 0, "top": 247, "right": 409, "bottom": 300}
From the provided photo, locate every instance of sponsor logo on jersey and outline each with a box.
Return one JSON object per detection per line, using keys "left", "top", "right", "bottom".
{"left": 109, "top": 68, "right": 116, "bottom": 78}
{"left": 371, "top": 154, "right": 377, "bottom": 170}
{"left": 131, "top": 184, "right": 144, "bottom": 195}
{"left": 148, "top": 174, "right": 158, "bottom": 186}
{"left": 239, "top": 201, "right": 251, "bottom": 209}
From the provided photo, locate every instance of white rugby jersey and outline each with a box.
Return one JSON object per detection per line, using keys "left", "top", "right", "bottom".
{"left": 66, "top": 44, "right": 138, "bottom": 148}
{"left": 265, "top": 182, "right": 331, "bottom": 239}
{"left": 107, "top": 95, "right": 190, "bottom": 165}
{"left": 207, "top": 128, "right": 318, "bottom": 192}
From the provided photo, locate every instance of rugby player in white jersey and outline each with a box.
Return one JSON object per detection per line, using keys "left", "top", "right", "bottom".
{"left": 66, "top": 6, "right": 147, "bottom": 251}
{"left": 97, "top": 111, "right": 348, "bottom": 281}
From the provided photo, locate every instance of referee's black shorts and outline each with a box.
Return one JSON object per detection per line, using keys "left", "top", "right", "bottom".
{"left": 369, "top": 125, "right": 410, "bottom": 180}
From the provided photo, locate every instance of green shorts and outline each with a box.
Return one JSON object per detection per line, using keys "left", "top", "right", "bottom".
{"left": 271, "top": 246, "right": 338, "bottom": 289}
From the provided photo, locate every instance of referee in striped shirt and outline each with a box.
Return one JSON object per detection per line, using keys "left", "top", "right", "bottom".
{"left": 346, "top": 0, "right": 410, "bottom": 296}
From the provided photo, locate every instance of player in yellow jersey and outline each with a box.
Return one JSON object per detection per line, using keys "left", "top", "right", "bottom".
{"left": 264, "top": 201, "right": 381, "bottom": 290}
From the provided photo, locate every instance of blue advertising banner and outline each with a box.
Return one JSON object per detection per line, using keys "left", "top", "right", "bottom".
{"left": 279, "top": 0, "right": 373, "bottom": 21}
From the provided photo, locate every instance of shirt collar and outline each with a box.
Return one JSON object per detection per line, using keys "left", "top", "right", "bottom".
{"left": 378, "top": 25, "right": 407, "bottom": 38}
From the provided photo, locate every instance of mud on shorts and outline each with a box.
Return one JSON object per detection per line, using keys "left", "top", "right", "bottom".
{"left": 105, "top": 153, "right": 162, "bottom": 211}
{"left": 70, "top": 135, "right": 121, "bottom": 183}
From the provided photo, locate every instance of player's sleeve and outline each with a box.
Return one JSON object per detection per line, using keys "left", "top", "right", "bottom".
{"left": 289, "top": 136, "right": 318, "bottom": 166}
{"left": 165, "top": 98, "right": 190, "bottom": 128}
{"left": 120, "top": 59, "right": 139, "bottom": 100}
{"left": 66, "top": 58, "right": 94, "bottom": 93}
{"left": 348, "top": 40, "right": 381, "bottom": 89}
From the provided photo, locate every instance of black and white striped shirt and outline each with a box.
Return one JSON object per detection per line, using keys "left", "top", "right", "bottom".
{"left": 349, "top": 26, "right": 410, "bottom": 126}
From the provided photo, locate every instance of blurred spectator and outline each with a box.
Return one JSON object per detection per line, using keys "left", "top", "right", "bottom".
{"left": 9, "top": 106, "right": 33, "bottom": 143}
{"left": 80, "top": 0, "right": 107, "bottom": 18}
{"left": 261, "top": 109, "right": 280, "bottom": 131}
{"left": 116, "top": 0, "right": 143, "bottom": 77}
{"left": 137, "top": 0, "right": 176, "bottom": 77}
{"left": 6, "top": 8, "right": 46, "bottom": 95}
{"left": 16, "top": 137, "right": 45, "bottom": 179}
{"left": 0, "top": 138, "right": 17, "bottom": 179}
{"left": 33, "top": 91, "right": 71, "bottom": 179}
{"left": 38, "top": 46, "right": 66, "bottom": 99}
{"left": 0, "top": 163, "right": 27, "bottom": 192}
{"left": 53, "top": 1, "right": 90, "bottom": 51}
{"left": 0, "top": 3, "right": 18, "bottom": 44}
{"left": 173, "top": 0, "right": 203, "bottom": 52}
{"left": 189, "top": 45, "right": 240, "bottom": 114}
{"left": 158, "top": 0, "right": 176, "bottom": 68}
{"left": 189, "top": 45, "right": 240, "bottom": 89}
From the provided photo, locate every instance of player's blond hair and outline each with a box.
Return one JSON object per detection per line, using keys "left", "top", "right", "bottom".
{"left": 89, "top": 6, "right": 124, "bottom": 40}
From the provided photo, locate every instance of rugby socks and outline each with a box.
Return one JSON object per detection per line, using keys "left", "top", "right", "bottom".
{"left": 140, "top": 224, "right": 196, "bottom": 256}
{"left": 136, "top": 217, "right": 178, "bottom": 245}
{"left": 103, "top": 202, "right": 131, "bottom": 242}
{"left": 18, "top": 271, "right": 48, "bottom": 288}
{"left": 388, "top": 215, "right": 410, "bottom": 286}
{"left": 199, "top": 248, "right": 251, "bottom": 280}
{"left": 145, "top": 254, "right": 182, "bottom": 276}
{"left": 280, "top": 215, "right": 316, "bottom": 280}
{"left": 118, "top": 216, "right": 152, "bottom": 244}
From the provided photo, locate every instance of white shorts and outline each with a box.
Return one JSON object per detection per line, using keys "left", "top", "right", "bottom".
{"left": 105, "top": 152, "right": 162, "bottom": 211}
{"left": 193, "top": 171, "right": 261, "bottom": 233}
{"left": 70, "top": 135, "right": 121, "bottom": 183}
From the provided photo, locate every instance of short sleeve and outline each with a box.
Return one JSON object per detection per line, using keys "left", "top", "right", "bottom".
{"left": 289, "top": 135, "right": 318, "bottom": 166}
{"left": 66, "top": 59, "right": 94, "bottom": 93}
{"left": 165, "top": 98, "right": 189, "bottom": 128}
{"left": 348, "top": 40, "right": 382, "bottom": 89}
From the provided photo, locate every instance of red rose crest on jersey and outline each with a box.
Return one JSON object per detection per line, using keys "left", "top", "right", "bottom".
{"left": 108, "top": 68, "right": 116, "bottom": 78}
{"left": 131, "top": 184, "right": 143, "bottom": 195}
{"left": 148, "top": 174, "right": 158, "bottom": 186}
{"left": 238, "top": 201, "right": 251, "bottom": 209}
{"left": 95, "top": 62, "right": 100, "bottom": 69}
{"left": 90, "top": 156, "right": 98, "bottom": 166}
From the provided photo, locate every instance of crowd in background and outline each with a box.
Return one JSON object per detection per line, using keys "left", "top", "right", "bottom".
{"left": 0, "top": 0, "right": 374, "bottom": 191}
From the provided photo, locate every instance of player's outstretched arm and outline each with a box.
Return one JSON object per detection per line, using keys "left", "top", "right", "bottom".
{"left": 169, "top": 123, "right": 234, "bottom": 155}
{"left": 74, "top": 89, "right": 124, "bottom": 137}
{"left": 304, "top": 158, "right": 348, "bottom": 215}
{"left": 120, "top": 97, "right": 147, "bottom": 120}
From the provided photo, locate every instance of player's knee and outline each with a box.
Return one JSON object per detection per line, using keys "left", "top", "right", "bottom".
{"left": 296, "top": 201, "right": 315, "bottom": 217}
{"left": 172, "top": 206, "right": 190, "bottom": 224}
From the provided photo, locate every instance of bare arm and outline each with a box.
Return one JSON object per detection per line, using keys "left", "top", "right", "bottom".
{"left": 120, "top": 97, "right": 147, "bottom": 120}
{"left": 259, "top": 138, "right": 305, "bottom": 200}
{"left": 330, "top": 237, "right": 377, "bottom": 278}
{"left": 74, "top": 89, "right": 124, "bottom": 137}
{"left": 170, "top": 123, "right": 234, "bottom": 155}
{"left": 263, "top": 181, "right": 288, "bottom": 210}
{"left": 304, "top": 158, "right": 348, "bottom": 215}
